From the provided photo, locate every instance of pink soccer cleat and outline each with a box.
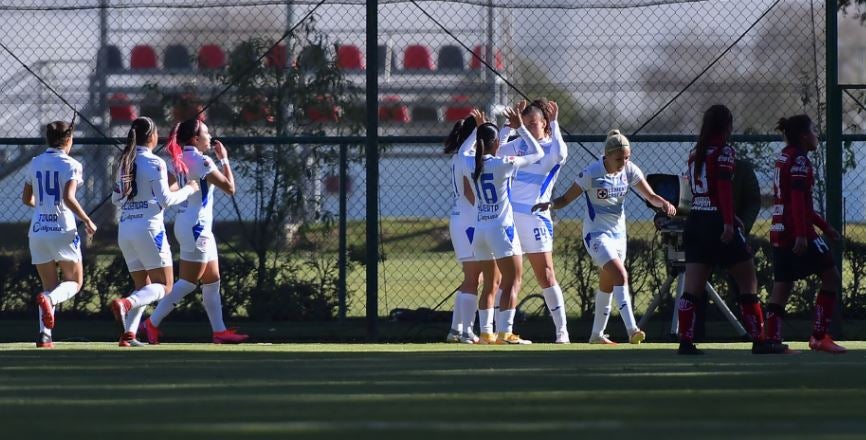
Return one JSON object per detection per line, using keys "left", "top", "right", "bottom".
{"left": 143, "top": 318, "right": 160, "bottom": 345}
{"left": 36, "top": 293, "right": 54, "bottom": 330}
{"left": 213, "top": 328, "right": 249, "bottom": 344}
{"left": 809, "top": 334, "right": 847, "bottom": 354}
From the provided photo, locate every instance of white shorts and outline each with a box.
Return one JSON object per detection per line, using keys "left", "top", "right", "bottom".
{"left": 175, "top": 221, "right": 218, "bottom": 263}
{"left": 583, "top": 231, "right": 627, "bottom": 267}
{"left": 29, "top": 231, "right": 81, "bottom": 265}
{"left": 449, "top": 211, "right": 477, "bottom": 263}
{"left": 514, "top": 211, "right": 554, "bottom": 254}
{"left": 473, "top": 224, "right": 523, "bottom": 260}
{"left": 118, "top": 227, "right": 172, "bottom": 272}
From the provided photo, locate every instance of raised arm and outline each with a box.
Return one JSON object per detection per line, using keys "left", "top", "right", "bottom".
{"left": 206, "top": 140, "right": 236, "bottom": 195}
{"left": 506, "top": 101, "right": 544, "bottom": 168}
{"left": 458, "top": 109, "right": 489, "bottom": 158}
{"left": 543, "top": 101, "right": 567, "bottom": 166}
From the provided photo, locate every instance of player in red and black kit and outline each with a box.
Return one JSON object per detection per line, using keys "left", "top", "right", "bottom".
{"left": 677, "top": 104, "right": 771, "bottom": 355}
{"left": 767, "top": 114, "right": 845, "bottom": 354}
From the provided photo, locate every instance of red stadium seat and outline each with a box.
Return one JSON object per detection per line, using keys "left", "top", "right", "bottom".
{"left": 130, "top": 45, "right": 158, "bottom": 70}
{"left": 337, "top": 44, "right": 365, "bottom": 70}
{"left": 470, "top": 45, "right": 504, "bottom": 70}
{"left": 445, "top": 95, "right": 472, "bottom": 122}
{"left": 306, "top": 96, "right": 340, "bottom": 123}
{"left": 403, "top": 44, "right": 434, "bottom": 70}
{"left": 378, "top": 96, "right": 410, "bottom": 123}
{"left": 266, "top": 44, "right": 288, "bottom": 68}
{"left": 198, "top": 44, "right": 226, "bottom": 70}
{"left": 108, "top": 93, "right": 136, "bottom": 124}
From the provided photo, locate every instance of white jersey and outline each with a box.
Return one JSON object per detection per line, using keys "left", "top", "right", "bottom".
{"left": 465, "top": 126, "right": 545, "bottom": 228}
{"left": 499, "top": 120, "right": 568, "bottom": 215}
{"left": 112, "top": 146, "right": 194, "bottom": 230}
{"left": 574, "top": 159, "right": 645, "bottom": 237}
{"left": 450, "top": 153, "right": 475, "bottom": 215}
{"left": 27, "top": 148, "right": 83, "bottom": 236}
{"left": 175, "top": 146, "right": 218, "bottom": 230}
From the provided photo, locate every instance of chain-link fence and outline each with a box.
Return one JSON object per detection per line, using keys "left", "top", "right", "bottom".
{"left": 1, "top": 0, "right": 865, "bottom": 341}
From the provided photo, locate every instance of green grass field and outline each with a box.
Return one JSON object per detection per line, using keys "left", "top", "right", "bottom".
{"left": 1, "top": 342, "right": 864, "bottom": 439}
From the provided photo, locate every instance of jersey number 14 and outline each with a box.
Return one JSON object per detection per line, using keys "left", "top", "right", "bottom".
{"left": 35, "top": 171, "right": 61, "bottom": 206}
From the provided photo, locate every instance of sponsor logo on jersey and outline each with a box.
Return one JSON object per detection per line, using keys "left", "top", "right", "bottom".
{"left": 37, "top": 214, "right": 58, "bottom": 222}
{"left": 691, "top": 196, "right": 717, "bottom": 211}
{"left": 31, "top": 222, "right": 63, "bottom": 233}
{"left": 122, "top": 200, "right": 150, "bottom": 210}
{"left": 770, "top": 223, "right": 785, "bottom": 232}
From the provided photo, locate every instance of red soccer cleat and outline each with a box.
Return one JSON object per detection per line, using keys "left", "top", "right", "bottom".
{"left": 118, "top": 331, "right": 145, "bottom": 347}
{"left": 213, "top": 328, "right": 249, "bottom": 344}
{"left": 144, "top": 318, "right": 160, "bottom": 345}
{"left": 36, "top": 332, "right": 53, "bottom": 348}
{"left": 36, "top": 293, "right": 54, "bottom": 330}
{"left": 809, "top": 334, "right": 847, "bottom": 354}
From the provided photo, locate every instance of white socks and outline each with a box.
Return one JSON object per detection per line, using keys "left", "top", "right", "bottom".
{"left": 613, "top": 285, "right": 638, "bottom": 334}
{"left": 479, "top": 308, "right": 494, "bottom": 334}
{"left": 542, "top": 285, "right": 567, "bottom": 335}
{"left": 449, "top": 293, "right": 463, "bottom": 333}
{"left": 149, "top": 279, "right": 198, "bottom": 327}
{"left": 497, "top": 308, "right": 516, "bottom": 334}
{"left": 591, "top": 290, "right": 612, "bottom": 338}
{"left": 38, "top": 281, "right": 81, "bottom": 336}
{"left": 126, "top": 305, "right": 146, "bottom": 333}
{"left": 49, "top": 281, "right": 79, "bottom": 305}
{"left": 125, "top": 283, "right": 167, "bottom": 333}
{"left": 128, "top": 283, "right": 166, "bottom": 308}
{"left": 202, "top": 280, "right": 226, "bottom": 333}
{"left": 457, "top": 292, "right": 478, "bottom": 335}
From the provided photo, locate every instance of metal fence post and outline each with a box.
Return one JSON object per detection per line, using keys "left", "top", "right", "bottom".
{"left": 338, "top": 142, "right": 348, "bottom": 322}
{"left": 825, "top": 0, "right": 844, "bottom": 337}
{"left": 365, "top": 0, "right": 380, "bottom": 341}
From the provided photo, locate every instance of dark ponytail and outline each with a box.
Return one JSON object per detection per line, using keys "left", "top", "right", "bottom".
{"left": 776, "top": 114, "right": 813, "bottom": 146}
{"left": 443, "top": 115, "right": 477, "bottom": 154}
{"left": 472, "top": 122, "right": 499, "bottom": 182}
{"left": 694, "top": 104, "right": 733, "bottom": 179}
{"left": 118, "top": 116, "right": 155, "bottom": 200}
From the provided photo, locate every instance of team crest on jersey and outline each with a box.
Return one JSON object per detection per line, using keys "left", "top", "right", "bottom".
{"left": 791, "top": 156, "right": 809, "bottom": 174}
{"left": 597, "top": 188, "right": 609, "bottom": 199}
{"left": 503, "top": 156, "right": 517, "bottom": 164}
{"left": 203, "top": 157, "right": 212, "bottom": 167}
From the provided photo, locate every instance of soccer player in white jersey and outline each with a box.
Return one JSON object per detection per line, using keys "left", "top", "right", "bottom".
{"left": 498, "top": 98, "right": 569, "bottom": 343}
{"left": 444, "top": 110, "right": 502, "bottom": 344}
{"left": 23, "top": 119, "right": 97, "bottom": 348}
{"left": 534, "top": 130, "right": 675, "bottom": 344}
{"left": 110, "top": 117, "right": 198, "bottom": 347}
{"left": 468, "top": 101, "right": 545, "bottom": 345}
{"left": 143, "top": 119, "right": 248, "bottom": 344}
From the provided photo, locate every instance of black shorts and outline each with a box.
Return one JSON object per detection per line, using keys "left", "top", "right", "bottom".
{"left": 684, "top": 211, "right": 752, "bottom": 267}
{"left": 772, "top": 238, "right": 836, "bottom": 282}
